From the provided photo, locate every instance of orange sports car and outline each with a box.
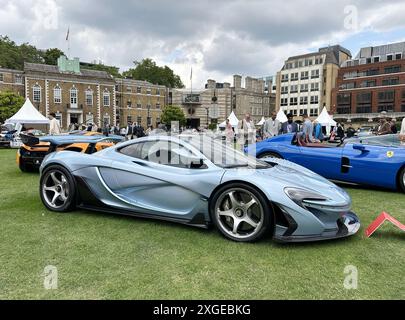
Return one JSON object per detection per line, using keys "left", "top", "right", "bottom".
{"left": 17, "top": 133, "right": 124, "bottom": 172}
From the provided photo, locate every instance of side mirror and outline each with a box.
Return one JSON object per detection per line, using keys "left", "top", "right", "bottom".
{"left": 353, "top": 144, "right": 368, "bottom": 152}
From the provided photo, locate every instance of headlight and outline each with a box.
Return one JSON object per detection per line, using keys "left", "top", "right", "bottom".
{"left": 284, "top": 187, "right": 328, "bottom": 208}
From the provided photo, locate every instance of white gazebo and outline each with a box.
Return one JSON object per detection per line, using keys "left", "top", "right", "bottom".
{"left": 219, "top": 111, "right": 240, "bottom": 128}
{"left": 6, "top": 98, "right": 50, "bottom": 125}
{"left": 276, "top": 108, "right": 288, "bottom": 123}
{"left": 316, "top": 107, "right": 337, "bottom": 135}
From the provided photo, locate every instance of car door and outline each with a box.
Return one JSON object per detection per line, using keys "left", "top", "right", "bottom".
{"left": 100, "top": 139, "right": 223, "bottom": 220}
{"left": 342, "top": 137, "right": 400, "bottom": 188}
{"left": 296, "top": 145, "right": 344, "bottom": 179}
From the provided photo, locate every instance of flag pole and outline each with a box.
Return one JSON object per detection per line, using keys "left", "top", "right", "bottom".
{"left": 190, "top": 67, "right": 193, "bottom": 95}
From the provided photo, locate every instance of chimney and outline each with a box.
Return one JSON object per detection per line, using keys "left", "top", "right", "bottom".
{"left": 245, "top": 77, "right": 253, "bottom": 91}
{"left": 233, "top": 75, "right": 242, "bottom": 89}
{"left": 207, "top": 79, "right": 216, "bottom": 89}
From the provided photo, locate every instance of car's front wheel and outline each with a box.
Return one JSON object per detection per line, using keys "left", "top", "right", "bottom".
{"left": 40, "top": 165, "right": 76, "bottom": 212}
{"left": 210, "top": 184, "right": 273, "bottom": 242}
{"left": 258, "top": 152, "right": 283, "bottom": 159}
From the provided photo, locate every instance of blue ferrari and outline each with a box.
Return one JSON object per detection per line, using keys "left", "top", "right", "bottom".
{"left": 39, "top": 134, "right": 360, "bottom": 243}
{"left": 248, "top": 133, "right": 405, "bottom": 193}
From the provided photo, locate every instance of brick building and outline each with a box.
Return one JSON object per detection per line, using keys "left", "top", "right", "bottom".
{"left": 23, "top": 56, "right": 116, "bottom": 129}
{"left": 115, "top": 78, "right": 166, "bottom": 128}
{"left": 332, "top": 42, "right": 405, "bottom": 124}
{"left": 0, "top": 68, "right": 25, "bottom": 96}
{"left": 170, "top": 75, "right": 275, "bottom": 128}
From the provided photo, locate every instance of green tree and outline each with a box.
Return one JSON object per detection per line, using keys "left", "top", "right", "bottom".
{"left": 123, "top": 58, "right": 184, "bottom": 88}
{"left": 0, "top": 91, "right": 25, "bottom": 123}
{"left": 43, "top": 48, "right": 65, "bottom": 65}
{"left": 160, "top": 105, "right": 186, "bottom": 126}
{"left": 82, "top": 62, "right": 122, "bottom": 78}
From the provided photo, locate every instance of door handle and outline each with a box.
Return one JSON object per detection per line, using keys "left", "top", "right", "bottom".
{"left": 342, "top": 165, "right": 353, "bottom": 168}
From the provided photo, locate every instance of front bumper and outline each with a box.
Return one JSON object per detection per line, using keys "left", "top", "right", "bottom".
{"left": 273, "top": 204, "right": 361, "bottom": 243}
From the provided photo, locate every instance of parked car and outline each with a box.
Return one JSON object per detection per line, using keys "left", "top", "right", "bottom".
{"left": 38, "top": 134, "right": 360, "bottom": 243}
{"left": 18, "top": 133, "right": 124, "bottom": 172}
{"left": 247, "top": 133, "right": 405, "bottom": 193}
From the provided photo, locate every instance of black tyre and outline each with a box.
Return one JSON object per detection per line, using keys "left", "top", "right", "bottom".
{"left": 258, "top": 152, "right": 283, "bottom": 159}
{"left": 40, "top": 165, "right": 76, "bottom": 212}
{"left": 19, "top": 160, "right": 28, "bottom": 172}
{"left": 399, "top": 167, "right": 405, "bottom": 193}
{"left": 210, "top": 183, "right": 273, "bottom": 242}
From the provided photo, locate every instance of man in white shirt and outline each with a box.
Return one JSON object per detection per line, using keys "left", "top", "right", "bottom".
{"left": 49, "top": 113, "right": 61, "bottom": 135}
{"left": 238, "top": 113, "right": 256, "bottom": 146}
{"left": 263, "top": 112, "right": 281, "bottom": 139}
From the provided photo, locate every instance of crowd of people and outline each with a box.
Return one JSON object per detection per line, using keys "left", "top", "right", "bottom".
{"left": 45, "top": 110, "right": 405, "bottom": 147}
{"left": 226, "top": 111, "right": 405, "bottom": 147}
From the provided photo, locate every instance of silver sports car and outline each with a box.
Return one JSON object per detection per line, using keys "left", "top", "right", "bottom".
{"left": 39, "top": 134, "right": 360, "bottom": 243}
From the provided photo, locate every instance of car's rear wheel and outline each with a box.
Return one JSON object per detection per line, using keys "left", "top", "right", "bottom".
{"left": 258, "top": 152, "right": 283, "bottom": 159}
{"left": 40, "top": 165, "right": 76, "bottom": 212}
{"left": 399, "top": 167, "right": 405, "bottom": 193}
{"left": 210, "top": 184, "right": 273, "bottom": 242}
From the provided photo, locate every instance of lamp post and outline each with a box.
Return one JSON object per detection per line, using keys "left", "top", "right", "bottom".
{"left": 147, "top": 104, "right": 151, "bottom": 127}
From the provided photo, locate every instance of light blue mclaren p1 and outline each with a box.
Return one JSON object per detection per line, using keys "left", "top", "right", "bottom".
{"left": 39, "top": 134, "right": 360, "bottom": 243}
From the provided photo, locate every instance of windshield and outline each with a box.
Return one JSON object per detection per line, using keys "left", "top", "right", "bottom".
{"left": 357, "top": 134, "right": 403, "bottom": 147}
{"left": 180, "top": 134, "right": 270, "bottom": 169}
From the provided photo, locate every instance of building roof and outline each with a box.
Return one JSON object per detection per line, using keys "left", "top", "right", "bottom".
{"left": 284, "top": 45, "right": 352, "bottom": 67}
{"left": 24, "top": 62, "right": 113, "bottom": 80}
{"left": 0, "top": 67, "right": 24, "bottom": 74}
{"left": 355, "top": 41, "right": 405, "bottom": 59}
{"left": 115, "top": 77, "right": 166, "bottom": 88}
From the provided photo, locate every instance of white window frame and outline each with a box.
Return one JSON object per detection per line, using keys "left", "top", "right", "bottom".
{"left": 85, "top": 89, "right": 93, "bottom": 106}
{"left": 33, "top": 85, "right": 41, "bottom": 103}
{"left": 103, "top": 90, "right": 111, "bottom": 107}
{"left": 70, "top": 87, "right": 78, "bottom": 106}
{"left": 54, "top": 85, "right": 62, "bottom": 104}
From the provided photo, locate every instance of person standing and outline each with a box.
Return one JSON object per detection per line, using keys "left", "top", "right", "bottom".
{"left": 238, "top": 113, "right": 256, "bottom": 146}
{"left": 126, "top": 122, "right": 133, "bottom": 140}
{"left": 377, "top": 117, "right": 391, "bottom": 135}
{"left": 225, "top": 119, "right": 235, "bottom": 144}
{"left": 49, "top": 113, "right": 61, "bottom": 135}
{"left": 390, "top": 119, "right": 398, "bottom": 134}
{"left": 263, "top": 112, "right": 281, "bottom": 139}
{"left": 301, "top": 113, "right": 313, "bottom": 143}
{"left": 280, "top": 113, "right": 298, "bottom": 134}
{"left": 337, "top": 123, "right": 345, "bottom": 141}
{"left": 400, "top": 118, "right": 405, "bottom": 145}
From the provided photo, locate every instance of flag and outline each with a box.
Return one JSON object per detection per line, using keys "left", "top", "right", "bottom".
{"left": 190, "top": 67, "right": 193, "bottom": 81}
{"left": 66, "top": 27, "right": 70, "bottom": 41}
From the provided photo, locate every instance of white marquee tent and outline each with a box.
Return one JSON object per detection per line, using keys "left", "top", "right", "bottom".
{"left": 6, "top": 99, "right": 50, "bottom": 125}
{"left": 219, "top": 111, "right": 240, "bottom": 128}
{"left": 316, "top": 107, "right": 336, "bottom": 135}
{"left": 276, "top": 108, "right": 288, "bottom": 123}
{"left": 316, "top": 107, "right": 337, "bottom": 127}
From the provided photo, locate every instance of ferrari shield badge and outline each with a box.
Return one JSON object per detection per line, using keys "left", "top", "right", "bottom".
{"left": 387, "top": 151, "right": 394, "bottom": 158}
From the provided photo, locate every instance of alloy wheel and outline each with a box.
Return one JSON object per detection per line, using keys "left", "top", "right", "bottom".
{"left": 215, "top": 188, "right": 264, "bottom": 240}
{"left": 42, "top": 170, "right": 70, "bottom": 209}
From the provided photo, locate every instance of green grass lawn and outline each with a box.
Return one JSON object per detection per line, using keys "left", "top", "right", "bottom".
{"left": 0, "top": 149, "right": 404, "bottom": 300}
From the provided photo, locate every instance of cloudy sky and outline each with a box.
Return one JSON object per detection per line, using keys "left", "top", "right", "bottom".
{"left": 1, "top": 0, "right": 405, "bottom": 87}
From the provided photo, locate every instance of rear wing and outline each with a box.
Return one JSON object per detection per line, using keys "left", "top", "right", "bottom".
{"left": 20, "top": 134, "right": 40, "bottom": 147}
